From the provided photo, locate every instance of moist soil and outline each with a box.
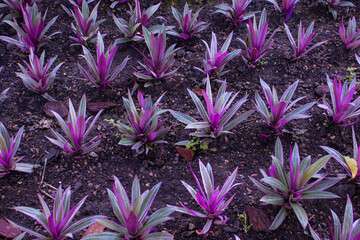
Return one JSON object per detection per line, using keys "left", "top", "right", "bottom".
{"left": 1, "top": 0, "right": 360, "bottom": 239}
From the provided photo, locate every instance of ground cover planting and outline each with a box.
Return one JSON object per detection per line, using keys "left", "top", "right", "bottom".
{"left": 1, "top": 0, "right": 360, "bottom": 239}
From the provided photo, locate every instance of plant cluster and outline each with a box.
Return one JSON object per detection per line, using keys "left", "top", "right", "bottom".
{"left": 171, "top": 78, "right": 253, "bottom": 141}
{"left": 0, "top": 122, "right": 33, "bottom": 177}
{"left": 168, "top": 2, "right": 209, "bottom": 41}
{"left": 115, "top": 90, "right": 170, "bottom": 155}
{"left": 133, "top": 25, "right": 180, "bottom": 85}
{"left": 215, "top": 0, "right": 254, "bottom": 28}
{"left": 284, "top": 21, "right": 327, "bottom": 60}
{"left": 112, "top": 0, "right": 163, "bottom": 44}
{"left": 0, "top": 0, "right": 40, "bottom": 18}
{"left": 339, "top": 16, "right": 360, "bottom": 50}
{"left": 9, "top": 185, "right": 103, "bottom": 240}
{"left": 250, "top": 138, "right": 339, "bottom": 229}
{"left": 254, "top": 79, "right": 316, "bottom": 136}
{"left": 78, "top": 32, "right": 130, "bottom": 90}
{"left": 62, "top": 0, "right": 105, "bottom": 45}
{"left": 16, "top": 49, "right": 63, "bottom": 100}
{"left": 265, "top": 0, "right": 300, "bottom": 20}
{"left": 170, "top": 159, "right": 240, "bottom": 235}
{"left": 83, "top": 175, "right": 174, "bottom": 240}
{"left": 0, "top": 3, "right": 59, "bottom": 52}
{"left": 318, "top": 74, "right": 360, "bottom": 126}
{"left": 238, "top": 8, "right": 279, "bottom": 67}
{"left": 46, "top": 94, "right": 103, "bottom": 156}
{"left": 196, "top": 31, "right": 241, "bottom": 79}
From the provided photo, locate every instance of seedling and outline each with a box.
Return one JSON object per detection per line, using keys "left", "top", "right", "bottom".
{"left": 238, "top": 212, "right": 252, "bottom": 233}
{"left": 183, "top": 137, "right": 209, "bottom": 151}
{"left": 343, "top": 67, "right": 357, "bottom": 81}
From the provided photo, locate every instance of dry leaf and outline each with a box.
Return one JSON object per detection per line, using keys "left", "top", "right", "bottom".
{"left": 44, "top": 101, "right": 68, "bottom": 118}
{"left": 175, "top": 146, "right": 195, "bottom": 161}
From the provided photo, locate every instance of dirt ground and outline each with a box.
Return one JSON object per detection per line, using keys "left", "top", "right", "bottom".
{"left": 1, "top": 0, "right": 360, "bottom": 239}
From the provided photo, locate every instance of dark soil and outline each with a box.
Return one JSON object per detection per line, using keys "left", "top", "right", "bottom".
{"left": 1, "top": 0, "right": 360, "bottom": 239}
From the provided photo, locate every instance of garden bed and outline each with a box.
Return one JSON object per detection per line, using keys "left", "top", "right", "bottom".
{"left": 1, "top": 0, "right": 360, "bottom": 239}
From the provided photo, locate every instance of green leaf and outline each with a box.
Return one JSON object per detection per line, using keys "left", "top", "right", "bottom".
{"left": 185, "top": 122, "right": 211, "bottom": 130}
{"left": 290, "top": 202, "right": 308, "bottom": 229}
{"left": 301, "top": 155, "right": 330, "bottom": 187}
{"left": 7, "top": 219, "right": 47, "bottom": 239}
{"left": 82, "top": 232, "right": 122, "bottom": 240}
{"left": 249, "top": 176, "right": 277, "bottom": 195}
{"left": 300, "top": 191, "right": 339, "bottom": 200}
{"left": 64, "top": 215, "right": 104, "bottom": 235}
{"left": 170, "top": 110, "right": 197, "bottom": 124}
{"left": 269, "top": 206, "right": 286, "bottom": 230}
{"left": 261, "top": 177, "right": 288, "bottom": 193}
{"left": 330, "top": 209, "right": 341, "bottom": 240}
{"left": 96, "top": 219, "right": 128, "bottom": 235}
{"left": 145, "top": 232, "right": 174, "bottom": 240}
{"left": 309, "top": 224, "right": 322, "bottom": 240}
{"left": 132, "top": 176, "right": 141, "bottom": 207}
{"left": 188, "top": 89, "right": 210, "bottom": 122}
{"left": 140, "top": 207, "right": 174, "bottom": 234}
{"left": 260, "top": 195, "right": 285, "bottom": 205}
{"left": 342, "top": 195, "right": 354, "bottom": 240}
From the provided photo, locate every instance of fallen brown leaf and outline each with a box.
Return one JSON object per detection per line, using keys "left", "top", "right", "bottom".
{"left": 82, "top": 222, "right": 106, "bottom": 238}
{"left": 0, "top": 219, "right": 22, "bottom": 239}
{"left": 44, "top": 101, "right": 68, "bottom": 118}
{"left": 175, "top": 146, "right": 195, "bottom": 161}
{"left": 88, "top": 102, "right": 117, "bottom": 112}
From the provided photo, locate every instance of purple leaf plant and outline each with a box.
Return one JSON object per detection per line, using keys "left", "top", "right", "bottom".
{"left": 0, "top": 3, "right": 60, "bottom": 53}
{"left": 68, "top": 0, "right": 95, "bottom": 7}
{"left": 215, "top": 0, "right": 254, "bottom": 28}
{"left": 46, "top": 94, "right": 103, "bottom": 156}
{"left": 83, "top": 175, "right": 174, "bottom": 240}
{"left": 254, "top": 79, "right": 316, "bottom": 136}
{"left": 284, "top": 21, "right": 328, "bottom": 60}
{"left": 318, "top": 74, "right": 360, "bottom": 126}
{"left": 109, "top": 0, "right": 128, "bottom": 9}
{"left": 339, "top": 16, "right": 360, "bottom": 50}
{"left": 250, "top": 138, "right": 340, "bottom": 230}
{"left": 133, "top": 25, "right": 180, "bottom": 86}
{"left": 0, "top": 87, "right": 10, "bottom": 101}
{"left": 322, "top": 126, "right": 360, "bottom": 183}
{"left": 62, "top": 0, "right": 105, "bottom": 45}
{"left": 318, "top": 0, "right": 355, "bottom": 19}
{"left": 113, "top": 0, "right": 164, "bottom": 44}
{"left": 0, "top": 122, "right": 33, "bottom": 178}
{"left": 309, "top": 195, "right": 360, "bottom": 240}
{"left": 265, "top": 0, "right": 300, "bottom": 20}
{"left": 78, "top": 32, "right": 130, "bottom": 90}
{"left": 115, "top": 90, "right": 170, "bottom": 155}
{"left": 238, "top": 8, "right": 279, "bottom": 68}
{"left": 0, "top": 66, "right": 10, "bottom": 101}
{"left": 168, "top": 2, "right": 209, "bottom": 41}
{"left": 170, "top": 159, "right": 240, "bottom": 235}
{"left": 16, "top": 49, "right": 63, "bottom": 101}
{"left": 196, "top": 31, "right": 241, "bottom": 80}
{"left": 8, "top": 185, "right": 103, "bottom": 240}
{"left": 170, "top": 77, "right": 254, "bottom": 143}
{"left": 1, "top": 0, "right": 40, "bottom": 17}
